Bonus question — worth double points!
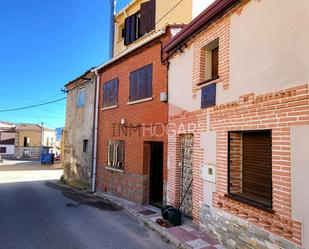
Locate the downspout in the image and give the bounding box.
[91,71,100,193]
[109,0,116,59]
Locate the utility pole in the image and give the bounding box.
[109,0,116,59]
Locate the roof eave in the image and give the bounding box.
[164,0,240,54]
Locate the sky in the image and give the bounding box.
[0,0,131,129]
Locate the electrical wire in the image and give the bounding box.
[0,97,66,112]
[155,0,186,25]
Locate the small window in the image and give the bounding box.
[77,88,85,107]
[103,78,119,108]
[228,130,272,210]
[83,139,88,153]
[129,64,152,102]
[0,147,6,153]
[203,38,219,82]
[23,137,30,147]
[107,140,125,170]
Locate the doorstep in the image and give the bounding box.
[94,191,225,249]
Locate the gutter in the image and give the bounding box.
[91,71,100,193]
[91,30,166,73]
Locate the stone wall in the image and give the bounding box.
[14,146,40,160]
[200,204,300,249]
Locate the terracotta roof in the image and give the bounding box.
[64,68,95,89]
[163,0,239,54]
[16,124,54,132]
[0,138,15,145]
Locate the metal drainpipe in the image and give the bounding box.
[91,71,100,193]
[109,0,116,59]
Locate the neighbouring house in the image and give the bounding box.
[0,122,16,159]
[63,70,96,187]
[92,0,211,205]
[15,123,56,160]
[164,0,309,248]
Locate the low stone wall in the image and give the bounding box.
[199,205,301,249]
[14,147,40,160]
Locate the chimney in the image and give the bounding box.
[109,0,116,59]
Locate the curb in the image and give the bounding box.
[52,182,192,249]
[94,191,192,249]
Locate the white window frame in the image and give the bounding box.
[77,87,86,107]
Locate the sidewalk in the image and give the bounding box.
[94,191,225,249]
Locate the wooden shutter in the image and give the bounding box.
[211,47,219,78]
[140,0,156,35]
[124,17,131,45]
[242,131,272,207]
[130,64,152,101]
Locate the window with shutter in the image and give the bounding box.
[202,38,219,82]
[228,130,272,210]
[103,78,118,108]
[129,64,152,102]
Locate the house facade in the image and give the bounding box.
[93,0,207,205]
[0,122,16,159]
[15,124,56,160]
[63,70,96,187]
[164,0,309,248]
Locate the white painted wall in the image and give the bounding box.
[192,0,216,18]
[0,145,15,155]
[168,46,199,115]
[218,0,309,104]
[291,125,309,249]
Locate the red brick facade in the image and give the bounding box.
[96,32,170,204]
[166,1,309,247]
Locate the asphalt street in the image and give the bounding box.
[0,161,175,249]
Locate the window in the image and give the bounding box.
[228,130,272,210]
[77,88,85,107]
[124,0,155,45]
[129,64,152,102]
[0,147,6,153]
[23,137,30,147]
[83,139,88,153]
[107,140,125,170]
[203,38,219,82]
[103,78,119,108]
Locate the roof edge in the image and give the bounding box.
[92,29,166,73]
[164,0,239,54]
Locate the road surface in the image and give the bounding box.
[0,161,174,249]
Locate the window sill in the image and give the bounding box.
[197,76,220,88]
[127,97,153,106]
[101,105,118,111]
[105,166,124,173]
[224,194,274,213]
